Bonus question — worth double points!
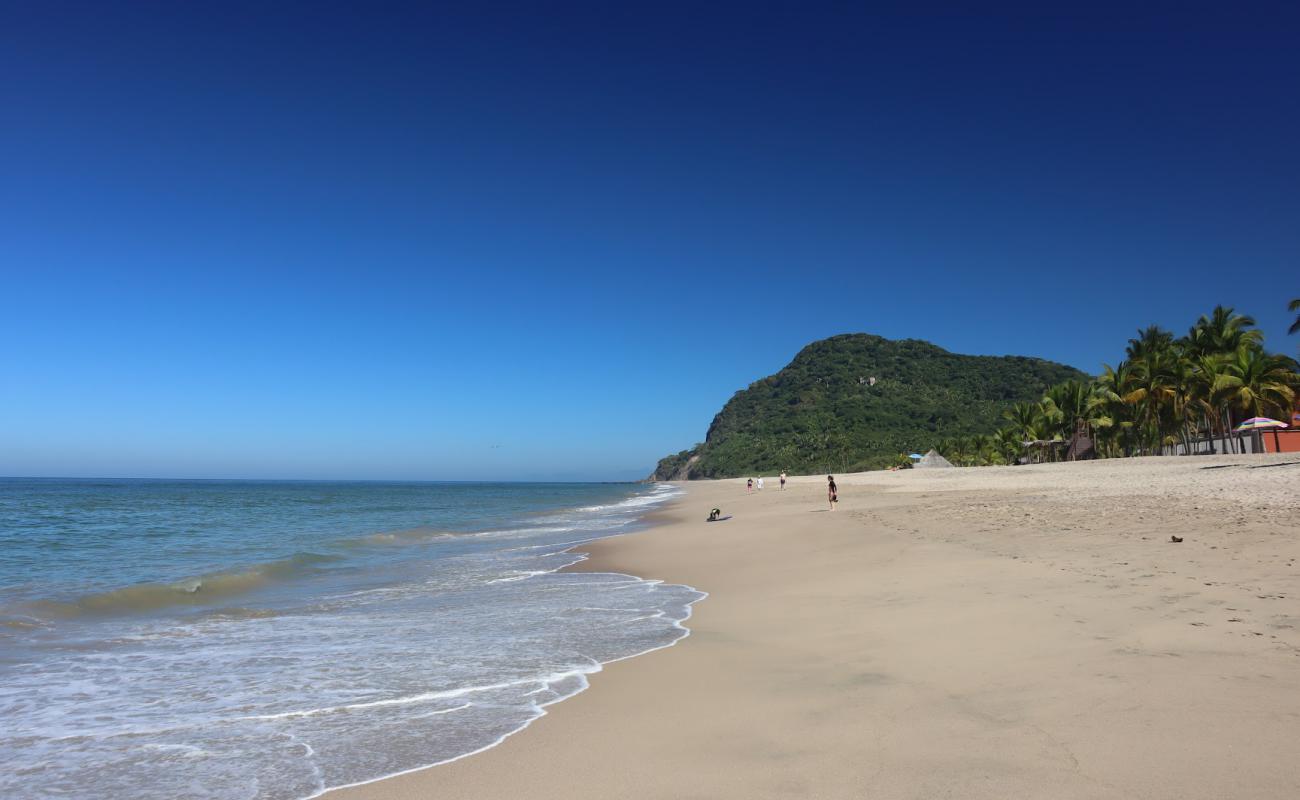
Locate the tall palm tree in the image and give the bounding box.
[994,427,1023,465]
[1184,306,1261,358]
[1186,353,1234,454]
[1094,362,1137,457]
[1289,298,1300,336]
[943,437,968,466]
[1164,352,1201,453]
[1124,343,1179,454]
[1126,325,1175,361]
[1042,381,1095,434]
[1002,402,1041,442]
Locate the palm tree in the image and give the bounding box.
[952,436,975,466]
[1289,298,1299,336]
[1173,306,1271,454]
[1123,344,1179,455]
[1094,363,1137,457]
[1184,306,1261,358]
[1002,402,1041,441]
[994,427,1023,465]
[940,437,964,465]
[1042,381,1094,433]
[1186,353,1233,454]
[1164,352,1200,454]
[1116,326,1187,453]
[1126,325,1175,361]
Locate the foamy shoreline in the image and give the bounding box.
[330,454,1300,800]
[306,490,706,799]
[1,481,701,800]
[310,556,706,800]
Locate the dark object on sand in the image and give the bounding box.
[707,508,721,521]
[1170,535,1184,543]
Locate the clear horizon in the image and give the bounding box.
[3,3,1298,481]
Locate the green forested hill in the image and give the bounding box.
[653,334,1089,479]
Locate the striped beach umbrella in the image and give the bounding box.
[1235,417,1288,431]
[1235,417,1287,457]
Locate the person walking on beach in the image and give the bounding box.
[779,471,787,490]
[756,476,764,491]
[827,475,838,511]
[746,478,753,494]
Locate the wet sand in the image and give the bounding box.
[328,454,1300,799]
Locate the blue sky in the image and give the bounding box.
[2,2,1297,480]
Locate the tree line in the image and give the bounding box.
[932,303,1300,466]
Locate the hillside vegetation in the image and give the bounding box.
[653,334,1088,479]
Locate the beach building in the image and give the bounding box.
[914,449,955,468]
[1261,408,1300,453]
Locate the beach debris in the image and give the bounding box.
[1170,535,1184,543]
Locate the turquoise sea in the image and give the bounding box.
[0,479,699,799]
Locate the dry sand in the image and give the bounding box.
[329,454,1300,799]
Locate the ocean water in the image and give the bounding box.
[0,479,701,799]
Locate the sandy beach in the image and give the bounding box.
[329,454,1300,800]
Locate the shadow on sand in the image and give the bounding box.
[1200,461,1298,470]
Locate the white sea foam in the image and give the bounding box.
[485,570,551,584]
[308,576,706,800]
[0,481,698,800]
[242,671,594,720]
